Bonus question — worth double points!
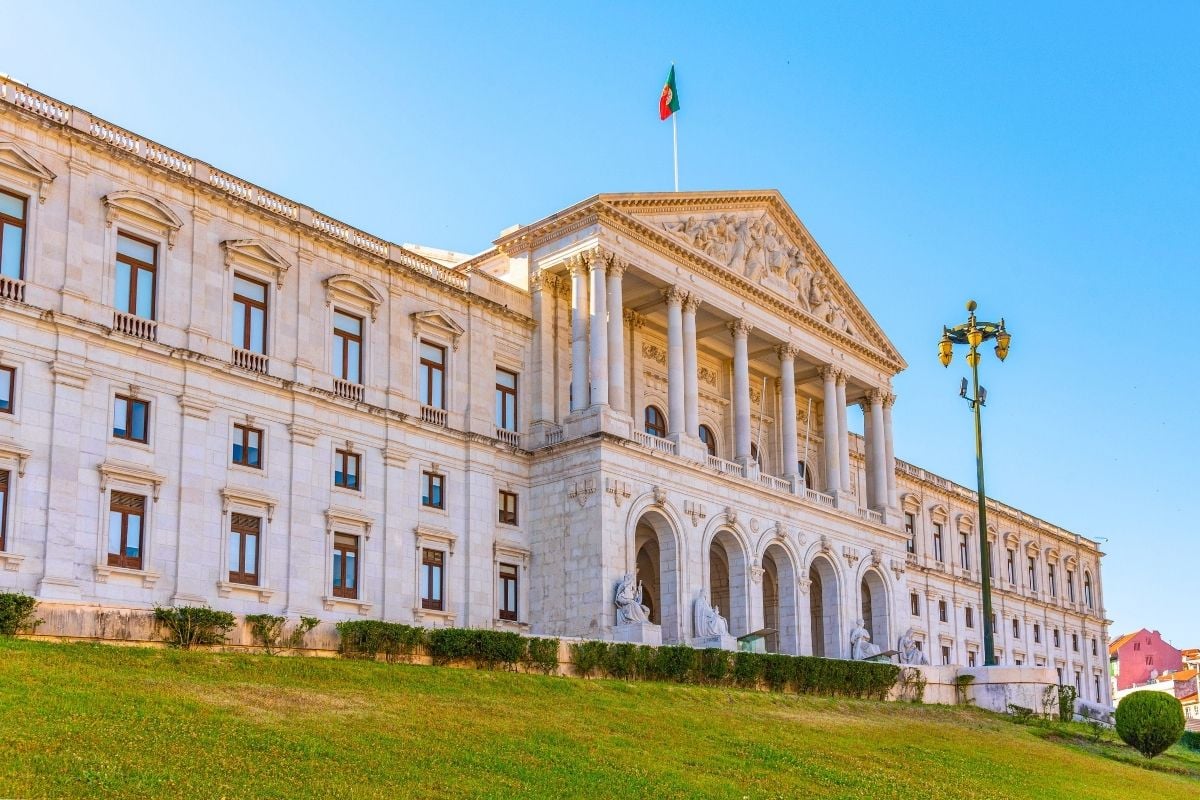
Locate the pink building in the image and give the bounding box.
[1109,628,1183,692]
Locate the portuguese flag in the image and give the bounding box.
[659,65,680,121]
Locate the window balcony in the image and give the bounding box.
[333,378,364,403]
[860,508,884,525]
[231,348,269,375]
[705,454,744,477]
[421,405,447,427]
[759,473,790,493]
[495,427,520,447]
[0,275,25,303]
[805,488,836,508]
[632,429,677,456]
[112,311,157,341]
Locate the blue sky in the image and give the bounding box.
[5,2,1197,647]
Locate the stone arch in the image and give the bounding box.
[701,516,752,639]
[804,546,843,658]
[761,540,800,654]
[626,496,687,643]
[857,564,892,656]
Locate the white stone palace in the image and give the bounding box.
[0,79,1111,705]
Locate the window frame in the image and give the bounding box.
[232,423,264,470]
[421,470,445,510]
[965,605,974,629]
[904,513,916,554]
[331,532,360,599]
[497,490,518,527]
[494,367,518,431]
[107,490,146,570]
[231,273,269,355]
[419,339,447,409]
[958,532,970,570]
[332,308,364,384]
[932,522,945,562]
[114,230,159,320]
[0,469,9,552]
[498,562,519,621]
[334,448,361,491]
[698,424,718,457]
[112,394,151,444]
[938,599,947,623]
[0,188,26,281]
[227,512,262,586]
[420,547,445,611]
[909,592,920,617]
[644,405,667,438]
[0,365,14,415]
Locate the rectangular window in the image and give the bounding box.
[422,471,445,509]
[332,310,363,383]
[959,533,970,569]
[1067,571,1076,602]
[1034,623,1041,644]
[332,533,359,599]
[1072,633,1079,652]
[227,513,261,586]
[941,645,951,666]
[1007,548,1016,584]
[988,543,996,577]
[419,341,446,408]
[232,424,263,469]
[498,490,518,526]
[1053,628,1061,648]
[495,368,518,431]
[904,513,915,554]
[1015,658,1023,666]
[232,274,268,354]
[968,651,977,668]
[938,599,947,623]
[1028,557,1038,590]
[107,491,145,570]
[1013,618,1021,638]
[334,449,360,491]
[1048,564,1057,597]
[0,189,27,280]
[932,523,944,562]
[965,606,974,629]
[1094,675,1101,701]
[991,613,998,634]
[113,395,150,443]
[115,232,157,319]
[910,592,920,616]
[498,562,518,621]
[1091,638,1097,656]
[421,548,444,610]
[0,365,13,414]
[1075,671,1081,692]
[0,470,9,551]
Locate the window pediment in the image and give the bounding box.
[326,506,373,536]
[928,504,948,524]
[411,311,465,350]
[98,460,166,499]
[222,239,291,287]
[0,439,32,476]
[324,274,383,320]
[494,540,530,566]
[956,513,974,534]
[0,140,56,202]
[1003,531,1020,549]
[415,523,457,553]
[220,486,277,521]
[103,191,183,248]
[900,493,920,514]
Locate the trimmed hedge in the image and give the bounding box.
[336,620,426,662]
[1181,731,1200,752]
[153,606,236,649]
[1115,690,1186,759]
[0,593,41,636]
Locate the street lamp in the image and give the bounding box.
[939,300,1011,667]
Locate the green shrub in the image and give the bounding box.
[154,606,236,649]
[426,627,478,666]
[522,637,560,674]
[693,648,731,684]
[569,640,609,678]
[762,654,793,691]
[245,614,319,655]
[0,593,41,636]
[655,645,696,682]
[335,620,425,662]
[733,651,763,687]
[1115,691,1185,759]
[471,630,526,670]
[604,643,639,679]
[1181,731,1200,752]
[633,645,658,680]
[1057,684,1078,721]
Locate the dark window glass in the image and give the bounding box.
[1034,624,1041,643]
[232,274,268,354]
[698,425,717,457]
[0,470,8,551]
[644,406,666,438]
[495,368,517,430]
[938,600,947,622]
[115,232,157,319]
[419,341,446,408]
[332,533,359,598]
[0,189,27,280]
[422,471,444,509]
[959,533,970,569]
[107,491,145,570]
[232,424,263,468]
[228,513,261,585]
[1048,564,1057,597]
[334,449,360,490]
[421,548,444,610]
[904,513,915,553]
[0,366,13,413]
[333,310,363,383]
[1007,548,1016,583]
[1084,573,1094,608]
[113,395,150,443]
[1028,557,1038,590]
[1013,619,1020,637]
[932,523,944,562]
[965,606,974,629]
[910,593,920,616]
[498,562,518,621]
[498,490,518,526]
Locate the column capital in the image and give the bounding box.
[663,285,688,307]
[867,387,886,405]
[835,369,847,387]
[682,293,702,313]
[776,342,801,361]
[727,319,753,338]
[529,270,555,293]
[566,254,588,277]
[607,257,628,278]
[623,308,646,329]
[817,364,839,382]
[884,392,897,408]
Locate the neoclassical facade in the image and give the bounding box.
[0,79,1110,704]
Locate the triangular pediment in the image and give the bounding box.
[0,140,56,202]
[598,191,905,371]
[221,239,292,285]
[411,310,465,349]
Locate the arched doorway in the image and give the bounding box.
[762,543,799,654]
[633,509,681,642]
[859,568,890,653]
[808,554,841,658]
[708,529,749,637]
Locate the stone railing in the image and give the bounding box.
[495,427,520,447]
[112,311,156,341]
[0,75,470,293]
[333,378,364,403]
[759,473,790,493]
[632,430,677,455]
[421,405,448,427]
[544,425,564,446]
[805,488,836,508]
[0,275,25,303]
[706,454,744,477]
[231,348,269,375]
[860,508,884,525]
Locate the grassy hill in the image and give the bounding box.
[0,639,1196,799]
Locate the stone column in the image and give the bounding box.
[730,320,754,465]
[529,271,556,425]
[836,372,851,491]
[778,345,799,482]
[569,257,588,413]
[38,362,90,599]
[665,287,686,437]
[861,401,875,508]
[606,259,627,413]
[682,294,701,437]
[819,366,841,495]
[172,393,215,605]
[868,390,888,511]
[626,310,645,421]
[883,393,898,509]
[588,252,609,408]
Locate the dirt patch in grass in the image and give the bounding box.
[182,681,372,719]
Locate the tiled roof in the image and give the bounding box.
[1108,631,1138,655]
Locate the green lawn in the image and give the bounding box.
[0,639,1196,799]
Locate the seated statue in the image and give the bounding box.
[898,627,929,665]
[694,589,730,638]
[614,573,650,626]
[850,618,883,660]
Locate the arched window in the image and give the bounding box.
[798,460,814,489]
[1083,572,1094,609]
[644,406,667,438]
[750,442,762,468]
[698,425,717,457]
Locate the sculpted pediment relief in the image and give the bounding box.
[0,140,56,202]
[657,211,855,337]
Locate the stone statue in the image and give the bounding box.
[898,627,929,665]
[614,573,650,625]
[850,618,882,660]
[694,589,730,638]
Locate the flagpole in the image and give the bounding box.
[672,113,679,192]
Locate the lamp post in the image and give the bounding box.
[939,300,1011,667]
